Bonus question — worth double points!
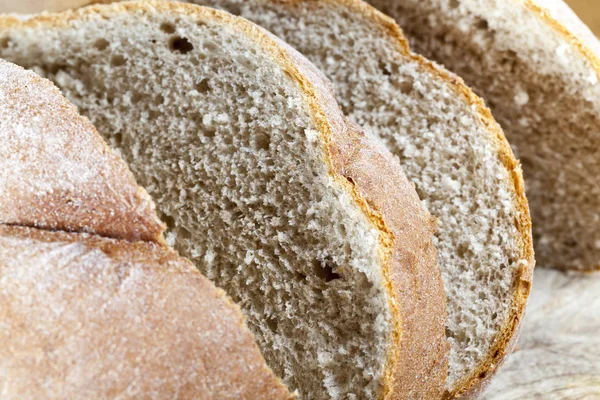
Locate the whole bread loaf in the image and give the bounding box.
[0,2,449,398]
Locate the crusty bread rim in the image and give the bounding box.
[261,0,534,397]
[0,1,429,397]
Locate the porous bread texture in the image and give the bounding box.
[0,225,293,400]
[0,3,419,398]
[369,0,600,271]
[187,0,533,395]
[0,59,164,242]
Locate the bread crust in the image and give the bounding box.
[0,2,448,397]
[0,225,293,399]
[0,59,165,243]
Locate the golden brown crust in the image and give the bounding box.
[332,2,535,399]
[0,225,293,399]
[0,59,165,243]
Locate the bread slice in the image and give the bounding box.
[368,0,600,271]
[0,225,293,399]
[0,2,448,398]
[166,0,534,397]
[0,59,164,242]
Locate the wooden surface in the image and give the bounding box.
[0,0,599,399]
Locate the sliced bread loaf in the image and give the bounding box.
[0,225,293,399]
[0,58,164,242]
[174,0,533,397]
[0,2,448,398]
[369,0,600,271]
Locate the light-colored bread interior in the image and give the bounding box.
[0,225,292,400]
[370,0,600,271]
[187,0,533,392]
[0,3,410,398]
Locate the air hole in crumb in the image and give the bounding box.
[345,176,355,185]
[0,36,10,49]
[170,36,194,54]
[449,0,459,9]
[179,227,192,240]
[203,127,216,138]
[475,18,489,30]
[110,54,126,67]
[491,312,498,320]
[255,134,270,151]
[148,110,159,120]
[163,215,176,230]
[94,38,110,51]
[266,317,278,332]
[131,92,142,103]
[313,260,341,282]
[195,78,210,93]
[457,243,469,258]
[445,327,455,338]
[160,22,176,34]
[114,131,123,145]
[398,79,414,94]
[295,271,307,281]
[478,292,486,300]
[378,60,392,76]
[154,94,165,106]
[564,239,577,248]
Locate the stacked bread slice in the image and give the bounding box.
[370,0,600,271]
[0,2,453,399]
[0,59,292,399]
[151,0,533,397]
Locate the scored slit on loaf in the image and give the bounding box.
[368,0,600,271]
[0,2,449,398]
[177,0,535,398]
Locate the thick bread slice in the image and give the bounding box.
[175,0,533,397]
[168,0,533,397]
[0,2,448,398]
[368,0,600,271]
[0,59,165,242]
[0,225,292,400]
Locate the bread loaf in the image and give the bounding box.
[0,2,448,398]
[369,0,600,271]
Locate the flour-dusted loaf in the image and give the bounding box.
[165,0,534,398]
[369,0,600,271]
[0,2,449,398]
[0,225,293,400]
[0,59,164,242]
